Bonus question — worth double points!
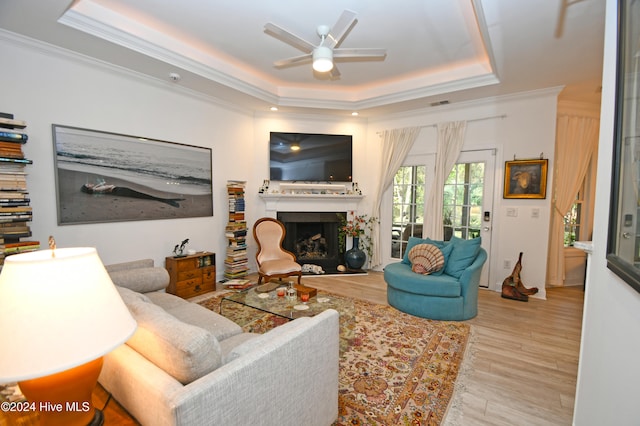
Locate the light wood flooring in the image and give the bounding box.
[302,271,584,426]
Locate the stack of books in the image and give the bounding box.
[222,278,253,290]
[0,113,35,269]
[225,181,248,279]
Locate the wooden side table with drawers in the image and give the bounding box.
[165,252,216,299]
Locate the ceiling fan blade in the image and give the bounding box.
[264,22,315,53]
[333,48,387,59]
[326,10,357,48]
[330,65,341,79]
[274,53,312,68]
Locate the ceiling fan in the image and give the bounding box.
[264,10,387,78]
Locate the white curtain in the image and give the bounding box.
[425,121,467,240]
[546,115,599,286]
[370,127,421,268]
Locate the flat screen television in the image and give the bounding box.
[269,132,352,182]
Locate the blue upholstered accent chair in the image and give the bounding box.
[384,236,487,321]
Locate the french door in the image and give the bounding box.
[389,149,494,287]
[445,150,495,287]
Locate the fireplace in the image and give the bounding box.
[277,211,345,273]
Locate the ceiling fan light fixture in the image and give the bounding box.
[290,142,301,151]
[313,46,334,72]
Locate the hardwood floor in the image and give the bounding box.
[302,271,584,426]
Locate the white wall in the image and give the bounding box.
[1,29,561,297]
[573,0,640,423]
[366,92,558,298]
[0,32,254,271]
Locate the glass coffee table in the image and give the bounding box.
[220,287,355,353]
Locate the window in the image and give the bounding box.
[391,165,425,259]
[443,162,484,240]
[564,191,583,246]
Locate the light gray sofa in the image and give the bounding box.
[99,259,339,426]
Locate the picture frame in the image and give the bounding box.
[503,159,548,199]
[606,0,640,294]
[52,125,213,225]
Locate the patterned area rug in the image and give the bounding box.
[199,292,471,426]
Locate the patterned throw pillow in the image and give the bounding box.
[408,244,445,275]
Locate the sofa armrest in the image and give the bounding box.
[105,259,155,272]
[100,344,185,426]
[173,309,339,426]
[458,248,487,298]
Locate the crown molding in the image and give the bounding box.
[57,0,500,112]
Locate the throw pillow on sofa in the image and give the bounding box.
[125,298,223,385]
[402,236,445,264]
[408,244,445,275]
[444,236,482,278]
[402,236,453,276]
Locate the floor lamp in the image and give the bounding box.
[0,247,137,425]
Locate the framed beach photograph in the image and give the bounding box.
[52,125,213,225]
[503,159,548,199]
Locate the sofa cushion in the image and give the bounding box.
[125,298,223,385]
[163,301,243,342]
[408,244,445,275]
[384,262,461,297]
[109,267,169,293]
[222,317,312,364]
[144,291,242,341]
[444,236,482,278]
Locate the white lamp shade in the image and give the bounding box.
[0,247,137,382]
[313,46,334,72]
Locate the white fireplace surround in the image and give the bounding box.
[259,193,363,216]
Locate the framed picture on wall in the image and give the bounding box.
[503,159,548,199]
[52,125,213,225]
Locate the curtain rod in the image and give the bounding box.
[377,114,507,135]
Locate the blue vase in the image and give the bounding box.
[345,236,366,270]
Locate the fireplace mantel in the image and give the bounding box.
[259,193,364,214]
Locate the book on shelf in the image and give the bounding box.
[3,241,40,254]
[0,206,31,213]
[0,215,32,223]
[4,240,39,248]
[222,278,251,286]
[226,248,247,256]
[225,229,247,238]
[0,130,27,142]
[0,191,28,199]
[225,257,248,263]
[222,278,252,289]
[0,116,26,129]
[0,200,30,207]
[224,272,249,279]
[0,157,31,164]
